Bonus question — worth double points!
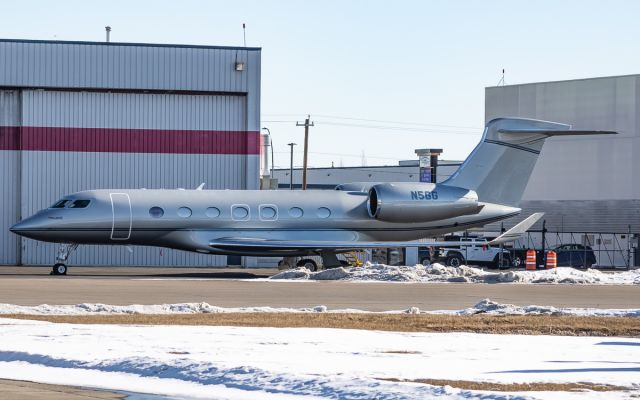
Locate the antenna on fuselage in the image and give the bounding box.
[195,183,205,190]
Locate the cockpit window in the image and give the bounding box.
[69,200,91,209]
[51,200,70,209]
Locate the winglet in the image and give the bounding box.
[488,212,544,245]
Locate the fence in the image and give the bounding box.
[499,229,636,269]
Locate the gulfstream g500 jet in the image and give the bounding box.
[11,118,615,275]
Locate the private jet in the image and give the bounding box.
[10,117,615,275]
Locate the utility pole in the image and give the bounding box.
[296,115,314,190]
[287,143,296,190]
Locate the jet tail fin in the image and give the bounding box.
[488,212,544,245]
[444,118,617,207]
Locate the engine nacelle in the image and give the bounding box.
[367,182,479,223]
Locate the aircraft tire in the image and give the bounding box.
[52,263,67,276]
[494,254,511,269]
[297,259,318,272]
[512,255,523,268]
[446,254,464,268]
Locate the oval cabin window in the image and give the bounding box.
[149,207,164,218]
[177,207,192,218]
[288,207,303,218]
[317,207,331,219]
[232,205,249,220]
[205,207,221,218]
[260,206,277,220]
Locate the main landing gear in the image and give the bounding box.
[51,243,78,275]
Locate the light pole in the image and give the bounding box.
[261,127,274,177]
[287,143,296,190]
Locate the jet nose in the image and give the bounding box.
[10,219,36,236]
[10,220,28,234]
[9,215,47,239]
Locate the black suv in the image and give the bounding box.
[554,244,597,268]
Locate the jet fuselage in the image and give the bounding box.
[11,187,519,256]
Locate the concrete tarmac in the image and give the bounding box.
[0,379,123,400]
[1,266,639,310]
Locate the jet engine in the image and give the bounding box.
[367,182,480,223]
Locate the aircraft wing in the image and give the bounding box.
[209,237,430,251]
[209,214,543,252]
[209,213,544,251]
[487,212,544,245]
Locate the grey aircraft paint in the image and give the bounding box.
[10,118,616,273]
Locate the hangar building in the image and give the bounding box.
[485,75,639,234]
[0,38,261,267]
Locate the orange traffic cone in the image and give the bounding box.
[546,250,557,269]
[525,249,537,270]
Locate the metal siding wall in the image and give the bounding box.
[485,200,640,233]
[22,91,247,130]
[0,91,20,264]
[0,41,259,94]
[21,90,249,266]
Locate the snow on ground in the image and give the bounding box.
[0,302,331,315]
[270,263,640,285]
[1,298,639,317]
[0,318,638,400]
[444,299,640,317]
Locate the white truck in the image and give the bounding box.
[422,237,512,268]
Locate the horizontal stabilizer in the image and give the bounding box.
[445,118,618,207]
[498,128,618,136]
[488,212,544,245]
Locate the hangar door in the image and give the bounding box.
[0,91,20,265]
[19,89,252,267]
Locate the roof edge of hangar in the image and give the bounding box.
[0,38,261,52]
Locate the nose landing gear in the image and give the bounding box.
[51,243,78,276]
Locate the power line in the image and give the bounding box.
[313,114,481,130]
[315,121,478,135]
[273,150,403,161]
[262,120,479,135]
[262,113,481,130]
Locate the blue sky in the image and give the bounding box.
[3,0,640,168]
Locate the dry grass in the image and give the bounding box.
[3,313,640,336]
[378,378,630,392]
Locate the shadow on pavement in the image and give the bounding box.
[0,267,275,279]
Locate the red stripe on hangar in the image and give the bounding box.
[1,126,260,154]
[0,126,20,151]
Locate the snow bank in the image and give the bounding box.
[1,299,639,318]
[445,299,640,317]
[0,302,334,316]
[0,319,638,399]
[270,263,640,285]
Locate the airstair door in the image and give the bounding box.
[110,193,132,240]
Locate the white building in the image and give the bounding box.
[272,159,462,189]
[0,39,261,267]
